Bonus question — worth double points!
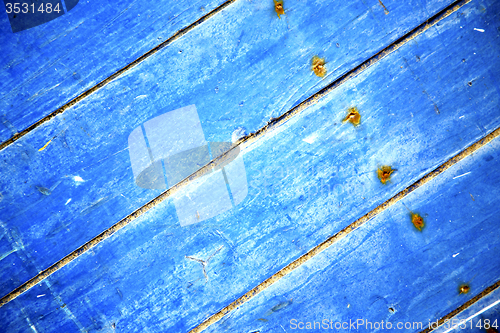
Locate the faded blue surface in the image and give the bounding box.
[434,287,500,333]
[0,0,499,331]
[204,136,500,333]
[0,0,494,297]
[3,0,68,33]
[0,0,227,141]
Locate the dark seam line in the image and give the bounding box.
[420,280,500,333]
[189,126,500,333]
[0,0,475,314]
[0,0,238,152]
[239,0,471,144]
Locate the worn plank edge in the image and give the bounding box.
[0,0,475,310]
[238,0,473,150]
[420,280,500,333]
[0,0,239,152]
[189,126,500,333]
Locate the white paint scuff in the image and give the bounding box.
[73,176,84,182]
[303,133,319,144]
[453,172,471,179]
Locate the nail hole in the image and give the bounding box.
[459,284,470,294]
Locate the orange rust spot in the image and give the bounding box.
[312,56,327,78]
[459,284,470,294]
[343,107,361,126]
[377,166,394,184]
[274,0,285,18]
[411,213,424,231]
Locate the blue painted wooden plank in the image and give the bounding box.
[0,0,228,142]
[1,1,499,331]
[201,137,500,333]
[433,287,500,333]
[0,0,469,297]
[0,282,90,333]
[0,0,460,142]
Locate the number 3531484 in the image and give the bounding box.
[3,0,79,32]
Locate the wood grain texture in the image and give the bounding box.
[201,136,500,333]
[0,0,228,142]
[0,0,498,331]
[432,286,500,333]
[0,0,467,297]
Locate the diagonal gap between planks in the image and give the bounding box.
[0,0,239,152]
[0,0,474,307]
[189,127,500,333]
[0,0,474,309]
[421,280,500,333]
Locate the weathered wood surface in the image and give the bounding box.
[0,0,469,296]
[203,136,500,333]
[0,0,499,331]
[0,0,228,142]
[433,287,500,333]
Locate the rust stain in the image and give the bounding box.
[274,0,285,18]
[411,213,425,231]
[312,56,327,77]
[343,107,361,126]
[377,166,395,184]
[459,284,470,294]
[378,0,389,14]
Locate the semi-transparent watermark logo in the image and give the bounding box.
[128,105,248,227]
[3,0,79,33]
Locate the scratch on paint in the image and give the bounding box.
[265,299,293,316]
[186,246,224,282]
[38,138,53,151]
[0,248,17,261]
[378,0,389,14]
[38,127,69,152]
[80,197,111,216]
[35,186,51,196]
[453,171,471,179]
[23,313,38,333]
